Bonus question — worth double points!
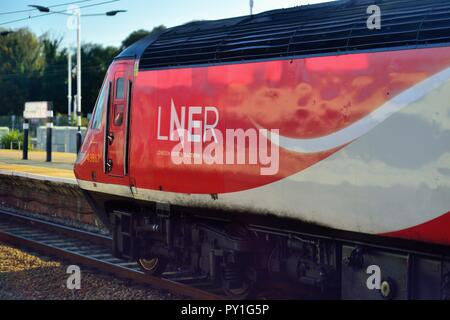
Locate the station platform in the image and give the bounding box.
[0,149,98,228]
[0,149,76,181]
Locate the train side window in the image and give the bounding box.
[116,78,124,99]
[114,104,124,126]
[91,81,108,129]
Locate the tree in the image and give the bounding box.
[0,29,118,116]
[0,28,45,115]
[38,35,68,115]
[121,25,167,50]
[0,25,168,117]
[81,44,119,115]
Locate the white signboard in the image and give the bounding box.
[23,102,49,119]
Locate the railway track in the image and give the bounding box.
[0,208,224,300]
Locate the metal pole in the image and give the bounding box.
[68,48,72,126]
[76,11,82,153]
[22,119,29,160]
[46,103,53,162]
[250,0,254,15]
[73,95,77,126]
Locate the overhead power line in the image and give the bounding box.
[0,0,119,26]
[0,0,96,16]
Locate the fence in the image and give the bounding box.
[36,126,87,153]
[0,115,77,130]
[0,116,23,131]
[0,113,91,152]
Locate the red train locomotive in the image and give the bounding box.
[74,0,450,299]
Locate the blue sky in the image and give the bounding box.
[0,0,331,48]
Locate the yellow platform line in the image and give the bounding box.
[0,163,75,179]
[0,150,76,164]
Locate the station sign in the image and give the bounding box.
[23,101,52,119]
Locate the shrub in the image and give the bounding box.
[0,130,24,150]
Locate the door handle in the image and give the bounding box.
[106,159,113,172]
[107,132,114,145]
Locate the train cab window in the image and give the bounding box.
[91,81,108,129]
[116,78,124,99]
[114,104,124,126]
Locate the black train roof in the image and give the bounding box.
[115,0,450,70]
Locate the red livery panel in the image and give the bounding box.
[76,46,450,245]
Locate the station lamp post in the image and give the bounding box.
[29,5,126,153]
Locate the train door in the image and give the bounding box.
[105,65,132,177]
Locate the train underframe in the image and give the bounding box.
[84,190,450,299]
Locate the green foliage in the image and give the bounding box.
[121,29,151,49]
[0,28,45,116]
[66,116,89,127]
[39,35,68,116]
[0,26,165,118]
[121,25,167,49]
[81,44,120,115]
[0,130,24,150]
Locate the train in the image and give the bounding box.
[74,0,450,299]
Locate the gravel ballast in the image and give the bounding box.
[0,242,181,300]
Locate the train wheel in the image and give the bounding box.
[222,266,253,299]
[137,256,167,276]
[223,279,252,299]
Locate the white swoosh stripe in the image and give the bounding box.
[256,66,450,153]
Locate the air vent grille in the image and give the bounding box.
[139,0,450,70]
